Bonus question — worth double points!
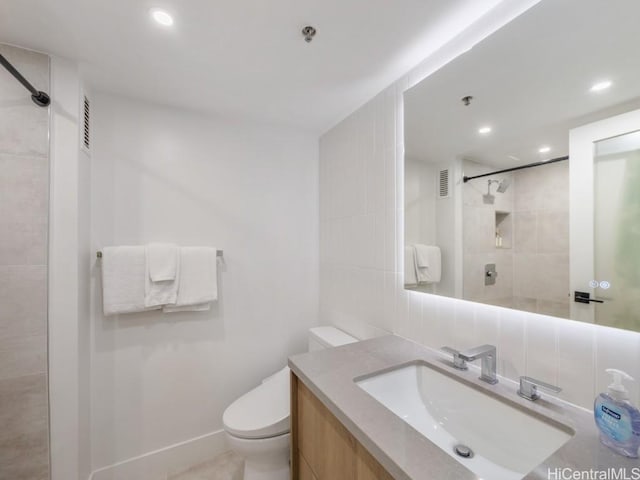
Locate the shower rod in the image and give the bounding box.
[0,52,50,107]
[462,155,569,183]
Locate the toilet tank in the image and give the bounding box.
[308,326,358,352]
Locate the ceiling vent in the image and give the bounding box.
[81,95,90,153]
[439,168,450,198]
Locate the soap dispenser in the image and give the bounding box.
[594,369,640,457]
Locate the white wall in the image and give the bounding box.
[89,93,319,471]
[319,1,640,410]
[49,55,92,480]
[404,158,436,246]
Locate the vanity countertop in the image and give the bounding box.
[288,334,638,480]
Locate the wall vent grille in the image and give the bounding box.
[82,95,90,152]
[439,169,450,198]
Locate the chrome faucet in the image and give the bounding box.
[518,376,562,401]
[440,346,468,370]
[450,344,498,385]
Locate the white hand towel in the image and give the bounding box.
[413,244,442,284]
[162,247,217,313]
[404,245,418,286]
[102,246,161,316]
[147,243,179,281]
[144,248,180,308]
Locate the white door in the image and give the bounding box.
[570,108,640,330]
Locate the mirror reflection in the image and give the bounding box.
[593,132,640,329]
[403,0,640,331]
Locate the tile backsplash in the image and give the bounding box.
[319,77,640,410]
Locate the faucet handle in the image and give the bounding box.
[518,376,561,401]
[441,346,468,371]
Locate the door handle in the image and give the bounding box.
[574,291,604,304]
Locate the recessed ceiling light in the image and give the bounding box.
[590,80,612,92]
[151,9,174,26]
[478,126,492,135]
[538,146,551,154]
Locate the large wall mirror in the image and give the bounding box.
[403,0,640,332]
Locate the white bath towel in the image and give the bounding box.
[147,243,179,281]
[413,244,441,283]
[163,247,218,312]
[102,246,161,316]
[404,245,418,286]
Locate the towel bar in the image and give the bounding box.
[96,249,223,258]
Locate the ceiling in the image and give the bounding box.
[404,0,640,168]
[0,0,506,134]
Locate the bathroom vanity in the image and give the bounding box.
[289,335,638,480]
[290,373,393,480]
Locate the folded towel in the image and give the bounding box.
[147,243,179,281]
[145,243,180,308]
[162,247,218,313]
[144,248,180,308]
[413,244,442,284]
[102,246,161,316]
[404,245,418,286]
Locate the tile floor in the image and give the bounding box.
[169,451,244,480]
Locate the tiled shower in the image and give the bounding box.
[0,43,50,479]
[462,160,570,317]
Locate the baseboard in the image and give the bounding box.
[90,429,228,480]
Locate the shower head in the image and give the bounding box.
[488,178,510,194]
[496,178,510,193]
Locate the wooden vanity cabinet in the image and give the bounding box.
[290,372,394,480]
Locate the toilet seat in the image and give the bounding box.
[223,366,291,439]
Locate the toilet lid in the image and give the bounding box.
[223,366,291,439]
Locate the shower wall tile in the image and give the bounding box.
[0,154,49,224]
[537,299,570,319]
[0,373,49,480]
[0,221,48,265]
[511,165,570,315]
[0,43,49,480]
[463,206,494,253]
[0,265,47,341]
[513,167,544,212]
[0,334,47,380]
[538,210,569,254]
[536,254,569,302]
[0,106,49,157]
[513,211,537,253]
[540,162,570,212]
[513,254,538,298]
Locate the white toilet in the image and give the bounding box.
[222,326,358,480]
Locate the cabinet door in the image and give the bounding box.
[293,374,394,480]
[356,444,394,480]
[297,379,356,479]
[298,452,318,480]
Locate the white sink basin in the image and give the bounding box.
[356,362,573,480]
